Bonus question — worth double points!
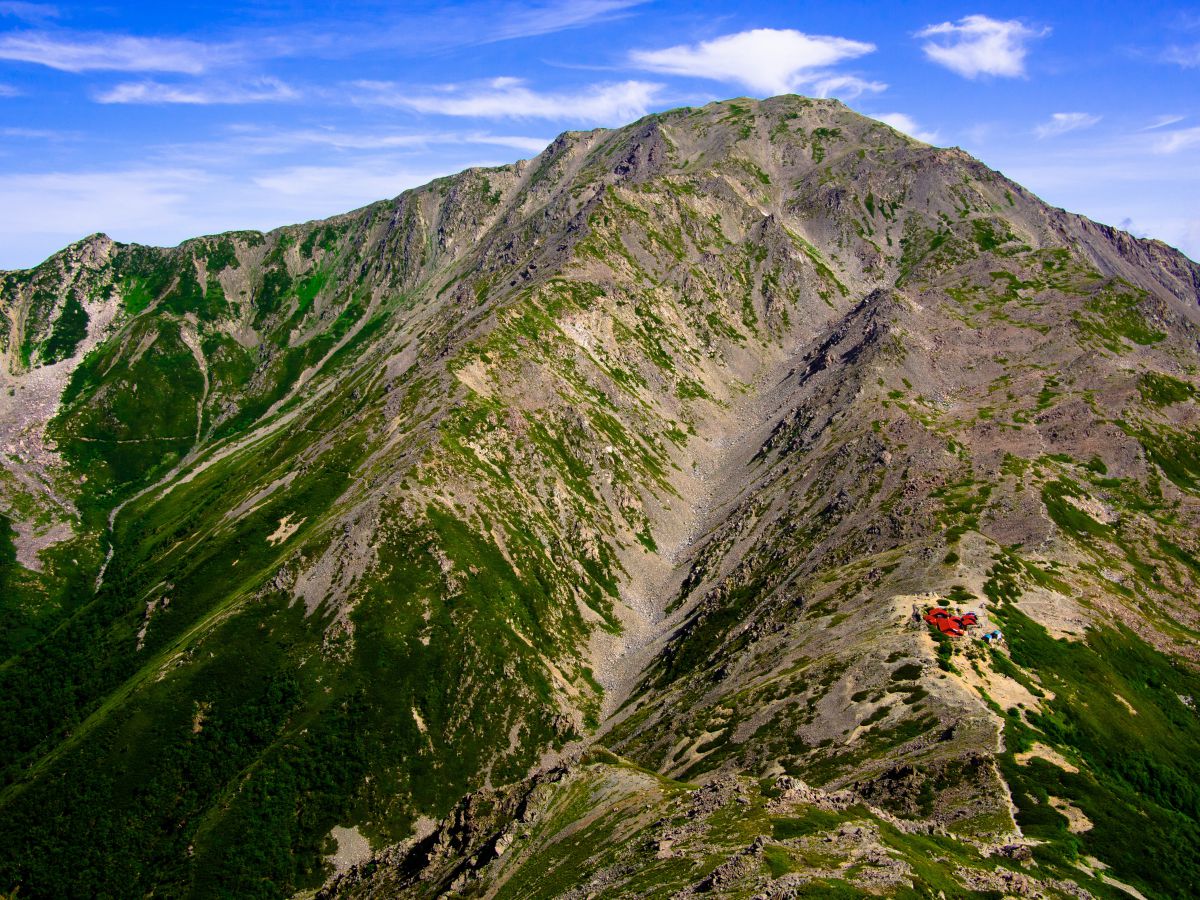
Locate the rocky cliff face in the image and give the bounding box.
[1,95,1199,899]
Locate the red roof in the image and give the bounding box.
[924,606,974,637]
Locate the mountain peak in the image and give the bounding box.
[1,96,1199,899]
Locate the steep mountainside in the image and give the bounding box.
[1,95,1199,899]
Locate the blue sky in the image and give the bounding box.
[0,1,1197,268]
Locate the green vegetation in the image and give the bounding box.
[2,216,612,895]
[971,218,1015,253]
[993,602,1200,897]
[809,126,842,164]
[1139,371,1195,407]
[935,478,991,543]
[1135,425,1200,493]
[930,625,957,673]
[772,806,845,839]
[898,221,959,284]
[0,458,581,898]
[39,294,88,363]
[53,318,206,511]
[1040,479,1109,542]
[720,102,756,139]
[1074,284,1165,351]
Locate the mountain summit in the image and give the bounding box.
[2,95,1199,898]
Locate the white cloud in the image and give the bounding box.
[917,15,1046,79]
[95,78,298,105]
[325,0,647,53]
[357,77,662,124]
[345,0,648,50]
[0,83,19,97]
[0,32,237,73]
[1153,126,1200,154]
[873,112,939,144]
[1035,112,1100,139]
[629,28,879,97]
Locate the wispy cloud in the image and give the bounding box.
[95,78,298,105]
[0,158,482,267]
[1162,43,1200,68]
[250,162,449,200]
[917,15,1046,79]
[0,167,209,237]
[873,112,939,144]
[1153,126,1200,154]
[0,82,20,97]
[481,0,645,44]
[289,0,647,56]
[472,133,551,153]
[1035,112,1100,139]
[0,32,239,73]
[181,126,551,158]
[0,2,58,22]
[629,28,882,97]
[317,0,646,54]
[1,126,73,139]
[356,77,661,124]
[1142,114,1186,131]
[801,73,885,99]
[0,1,648,80]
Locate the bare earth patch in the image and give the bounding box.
[1015,743,1079,773]
[1049,796,1092,833]
[959,654,1044,714]
[326,825,371,874]
[267,514,305,546]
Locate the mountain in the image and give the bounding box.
[1,94,1199,899]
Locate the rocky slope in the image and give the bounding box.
[1,95,1199,899]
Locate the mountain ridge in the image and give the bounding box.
[1,94,1199,898]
